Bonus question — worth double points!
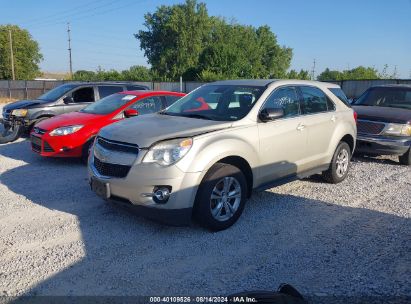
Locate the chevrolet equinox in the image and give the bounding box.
[89,80,357,231]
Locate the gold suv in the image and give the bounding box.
[89,80,357,231]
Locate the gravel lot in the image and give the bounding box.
[0,129,410,301]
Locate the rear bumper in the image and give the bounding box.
[356,134,411,155]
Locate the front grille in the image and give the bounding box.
[357,120,386,135]
[43,141,54,152]
[33,127,47,135]
[97,137,139,154]
[94,156,131,178]
[30,135,42,153]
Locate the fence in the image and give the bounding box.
[1,79,411,100]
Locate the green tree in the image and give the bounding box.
[344,66,379,80]
[121,65,152,81]
[136,0,211,80]
[135,0,292,80]
[73,70,96,81]
[317,68,344,81]
[286,69,310,80]
[0,24,43,80]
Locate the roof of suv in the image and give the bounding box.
[371,84,411,89]
[208,79,340,88]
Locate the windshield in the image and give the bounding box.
[164,85,265,121]
[80,93,137,114]
[354,87,411,109]
[38,84,78,101]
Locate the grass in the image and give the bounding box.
[0,97,18,104]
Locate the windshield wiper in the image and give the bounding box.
[180,113,213,120]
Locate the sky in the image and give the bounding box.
[2,0,411,78]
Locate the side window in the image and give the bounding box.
[127,85,148,91]
[98,86,123,98]
[262,86,300,118]
[71,87,95,103]
[300,86,330,114]
[164,95,181,107]
[130,96,163,115]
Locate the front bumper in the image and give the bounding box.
[356,134,411,155]
[88,152,202,226]
[30,132,84,157]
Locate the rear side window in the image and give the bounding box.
[98,86,123,98]
[165,95,181,107]
[262,86,300,118]
[300,86,333,114]
[127,85,149,91]
[329,88,351,107]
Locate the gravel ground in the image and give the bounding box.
[0,134,410,301]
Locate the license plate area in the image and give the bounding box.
[91,177,110,199]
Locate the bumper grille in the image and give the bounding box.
[357,120,386,135]
[97,137,139,154]
[93,157,131,178]
[30,135,54,153]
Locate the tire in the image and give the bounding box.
[322,141,351,184]
[0,123,23,144]
[194,163,247,231]
[81,137,95,164]
[399,148,411,166]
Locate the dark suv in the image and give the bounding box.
[0,82,149,143]
[352,84,411,165]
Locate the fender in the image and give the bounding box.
[326,114,356,163]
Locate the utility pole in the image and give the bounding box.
[311,59,316,80]
[67,23,73,79]
[8,29,15,80]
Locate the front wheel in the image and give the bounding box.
[194,163,247,231]
[322,141,351,183]
[0,123,23,144]
[399,148,411,166]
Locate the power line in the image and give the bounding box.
[8,29,15,80]
[67,23,73,79]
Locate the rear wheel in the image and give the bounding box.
[322,141,351,183]
[194,163,247,231]
[0,123,23,144]
[399,148,411,166]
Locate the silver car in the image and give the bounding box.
[89,80,357,231]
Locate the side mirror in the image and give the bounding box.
[124,109,139,118]
[259,108,284,122]
[63,96,74,104]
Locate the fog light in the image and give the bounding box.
[153,186,171,204]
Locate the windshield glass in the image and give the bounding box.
[354,87,411,109]
[80,93,137,114]
[38,84,78,101]
[164,85,265,121]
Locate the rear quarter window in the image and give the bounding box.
[329,88,351,107]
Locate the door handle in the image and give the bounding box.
[296,124,305,131]
[331,115,337,122]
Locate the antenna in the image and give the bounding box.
[67,22,73,79]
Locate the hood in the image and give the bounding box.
[99,113,233,148]
[353,105,411,124]
[4,99,52,111]
[36,112,103,131]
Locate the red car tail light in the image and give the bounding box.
[353,111,358,123]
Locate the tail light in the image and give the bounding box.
[353,111,358,123]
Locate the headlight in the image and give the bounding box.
[49,125,84,136]
[382,123,411,136]
[143,138,193,166]
[12,109,28,117]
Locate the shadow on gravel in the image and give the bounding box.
[1,141,410,300]
[352,154,401,166]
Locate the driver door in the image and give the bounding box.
[257,86,307,184]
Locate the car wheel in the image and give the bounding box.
[399,148,411,166]
[81,137,95,164]
[322,141,351,184]
[0,123,23,144]
[194,163,247,231]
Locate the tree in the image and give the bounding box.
[121,65,152,81]
[73,70,96,81]
[136,0,211,80]
[317,66,380,81]
[286,69,310,80]
[135,0,292,80]
[0,24,43,80]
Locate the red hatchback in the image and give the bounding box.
[30,91,185,161]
